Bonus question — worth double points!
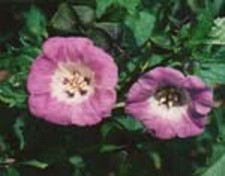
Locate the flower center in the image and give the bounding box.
[154,86,187,108]
[51,62,94,104]
[63,71,90,98]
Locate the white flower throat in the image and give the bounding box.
[51,62,94,104]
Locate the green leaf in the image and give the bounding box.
[50,3,78,33]
[100,144,124,153]
[96,0,140,18]
[115,116,144,132]
[21,160,48,169]
[69,155,84,168]
[206,17,225,45]
[73,5,95,25]
[96,0,114,18]
[23,6,47,42]
[189,8,213,46]
[94,22,122,41]
[199,153,225,176]
[13,117,25,150]
[2,167,20,176]
[100,122,115,138]
[125,11,155,46]
[117,0,139,15]
[196,63,225,85]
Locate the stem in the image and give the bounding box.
[114,102,125,109]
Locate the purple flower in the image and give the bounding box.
[27,37,118,126]
[125,67,213,139]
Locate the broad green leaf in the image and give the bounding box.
[200,153,225,176]
[23,6,47,42]
[206,18,225,45]
[196,63,225,85]
[100,122,114,138]
[94,22,122,40]
[117,0,139,15]
[73,5,95,25]
[96,0,140,18]
[115,116,144,132]
[125,11,155,46]
[189,8,213,46]
[50,3,78,33]
[96,0,114,18]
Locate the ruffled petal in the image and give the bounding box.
[126,99,176,139]
[70,101,102,126]
[81,45,118,89]
[172,107,205,138]
[144,67,186,87]
[89,88,116,118]
[27,56,56,94]
[43,37,93,64]
[29,94,72,125]
[185,76,213,115]
[126,76,157,104]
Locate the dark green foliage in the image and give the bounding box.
[0,0,225,175]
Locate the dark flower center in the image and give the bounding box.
[154,86,187,108]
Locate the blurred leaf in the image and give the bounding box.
[69,155,84,168]
[150,152,161,170]
[23,6,47,42]
[13,117,25,150]
[73,5,95,25]
[96,0,139,18]
[100,144,124,153]
[100,122,114,138]
[50,3,78,33]
[94,22,122,41]
[189,8,213,46]
[22,160,48,169]
[2,167,20,176]
[206,18,225,45]
[96,0,114,18]
[196,63,225,85]
[125,11,155,46]
[115,116,144,132]
[199,153,225,176]
[117,0,139,15]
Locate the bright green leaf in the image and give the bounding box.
[125,11,155,46]
[196,63,225,85]
[206,18,225,45]
[96,0,114,18]
[200,153,225,176]
[23,6,47,42]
